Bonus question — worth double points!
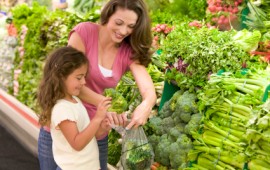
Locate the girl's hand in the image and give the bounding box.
[96,118,111,139]
[125,101,151,130]
[95,97,111,121]
[100,118,112,132]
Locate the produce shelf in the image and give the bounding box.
[0,88,39,157]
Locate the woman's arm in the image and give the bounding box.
[68,32,105,106]
[125,62,157,129]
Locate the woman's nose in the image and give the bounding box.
[119,26,128,35]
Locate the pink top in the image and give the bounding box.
[69,22,133,120]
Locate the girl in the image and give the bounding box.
[37,46,111,170]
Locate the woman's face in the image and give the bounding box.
[106,7,138,43]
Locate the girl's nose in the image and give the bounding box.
[81,77,86,85]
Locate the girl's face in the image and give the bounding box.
[64,64,88,99]
[106,7,138,43]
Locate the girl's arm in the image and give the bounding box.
[125,62,157,129]
[58,98,111,151]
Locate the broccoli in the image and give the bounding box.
[104,88,128,114]
[169,123,185,141]
[155,134,172,166]
[148,116,164,135]
[148,116,175,136]
[169,142,189,169]
[180,112,192,123]
[172,91,198,123]
[148,134,160,153]
[172,113,184,124]
[159,100,173,118]
[122,140,154,170]
[175,91,197,113]
[176,134,193,152]
[161,117,175,133]
[184,113,203,135]
[169,89,184,112]
[145,90,198,169]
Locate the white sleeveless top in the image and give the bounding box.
[98,64,113,77]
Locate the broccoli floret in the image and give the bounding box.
[180,112,192,123]
[155,134,171,166]
[104,88,128,114]
[184,113,203,135]
[169,90,184,112]
[148,134,160,152]
[176,134,193,152]
[159,100,173,118]
[169,142,188,169]
[171,91,198,123]
[161,117,175,134]
[148,116,164,135]
[175,91,197,114]
[169,123,185,141]
[172,111,191,123]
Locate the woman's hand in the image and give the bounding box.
[125,101,152,130]
[128,62,157,130]
[106,112,127,127]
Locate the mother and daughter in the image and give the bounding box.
[37,0,156,169]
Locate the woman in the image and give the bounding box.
[38,0,156,169]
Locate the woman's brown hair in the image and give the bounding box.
[37,46,88,126]
[100,0,153,66]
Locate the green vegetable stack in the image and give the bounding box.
[104,88,128,114]
[147,90,202,169]
[188,68,270,170]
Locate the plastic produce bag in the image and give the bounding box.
[120,126,154,170]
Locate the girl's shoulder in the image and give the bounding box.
[72,96,82,103]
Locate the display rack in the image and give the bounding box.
[0,88,39,156]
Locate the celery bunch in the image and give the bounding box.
[189,68,270,170]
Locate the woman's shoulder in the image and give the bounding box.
[74,22,99,31]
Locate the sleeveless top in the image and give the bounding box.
[69,22,133,120]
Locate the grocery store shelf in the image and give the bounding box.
[0,88,39,157]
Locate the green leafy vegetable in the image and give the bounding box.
[104,88,128,114]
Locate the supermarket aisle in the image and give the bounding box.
[0,124,39,170]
